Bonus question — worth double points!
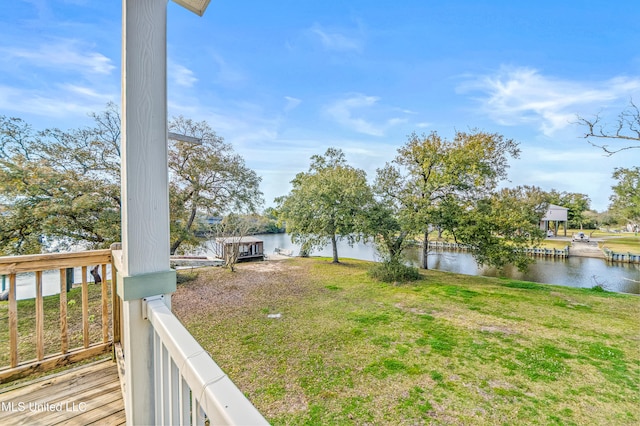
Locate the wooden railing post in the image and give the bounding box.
[35,271,44,361]
[59,269,68,354]
[101,264,109,344]
[82,266,89,349]
[110,245,122,345]
[8,274,17,368]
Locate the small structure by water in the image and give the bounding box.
[214,236,265,262]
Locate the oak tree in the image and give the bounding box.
[609,166,640,229]
[275,148,372,263]
[168,116,262,254]
[0,106,121,254]
[0,106,262,256]
[376,130,541,270]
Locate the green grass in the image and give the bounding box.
[540,231,639,254]
[599,237,640,254]
[539,240,571,250]
[172,258,640,425]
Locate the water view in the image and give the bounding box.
[8,233,638,300]
[255,233,640,295]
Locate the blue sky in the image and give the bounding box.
[1,1,639,212]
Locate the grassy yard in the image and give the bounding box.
[539,240,571,250]
[172,258,640,425]
[598,236,640,254]
[539,230,639,254]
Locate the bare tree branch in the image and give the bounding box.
[577,100,640,156]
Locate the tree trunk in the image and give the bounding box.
[169,238,182,256]
[170,207,197,255]
[331,234,339,263]
[421,231,429,269]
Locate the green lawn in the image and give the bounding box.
[539,230,639,254]
[598,237,640,254]
[539,240,571,250]
[172,258,640,425]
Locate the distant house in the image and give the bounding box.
[540,204,569,236]
[213,236,264,262]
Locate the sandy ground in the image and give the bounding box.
[568,242,605,258]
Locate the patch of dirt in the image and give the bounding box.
[394,302,429,315]
[478,325,517,335]
[171,259,310,324]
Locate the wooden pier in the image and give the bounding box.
[426,241,570,259]
[523,247,569,259]
[603,248,640,264]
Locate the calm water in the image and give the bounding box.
[8,234,638,299]
[9,267,112,301]
[255,233,640,295]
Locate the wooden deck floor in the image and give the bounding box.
[0,359,125,425]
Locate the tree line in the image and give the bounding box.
[0,103,262,256]
[276,132,548,271]
[1,104,637,271]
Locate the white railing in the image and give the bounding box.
[144,296,268,426]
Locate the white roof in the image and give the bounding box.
[215,236,263,244]
[548,204,568,210]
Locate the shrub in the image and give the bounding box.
[368,260,421,283]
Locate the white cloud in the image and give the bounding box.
[309,23,363,52]
[458,66,640,135]
[326,94,384,136]
[169,62,197,88]
[0,84,117,119]
[284,96,301,112]
[324,94,409,136]
[2,39,115,75]
[209,53,246,85]
[60,83,114,101]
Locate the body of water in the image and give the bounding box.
[7,234,638,300]
[7,267,111,301]
[252,233,640,295]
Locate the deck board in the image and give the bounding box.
[0,360,125,426]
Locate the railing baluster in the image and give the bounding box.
[179,377,190,425]
[35,271,44,360]
[192,394,204,426]
[162,345,170,423]
[82,266,89,349]
[110,256,121,345]
[59,269,68,354]
[154,330,162,423]
[170,358,180,424]
[9,273,18,368]
[144,298,268,425]
[101,264,109,343]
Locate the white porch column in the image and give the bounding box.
[120,0,175,424]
